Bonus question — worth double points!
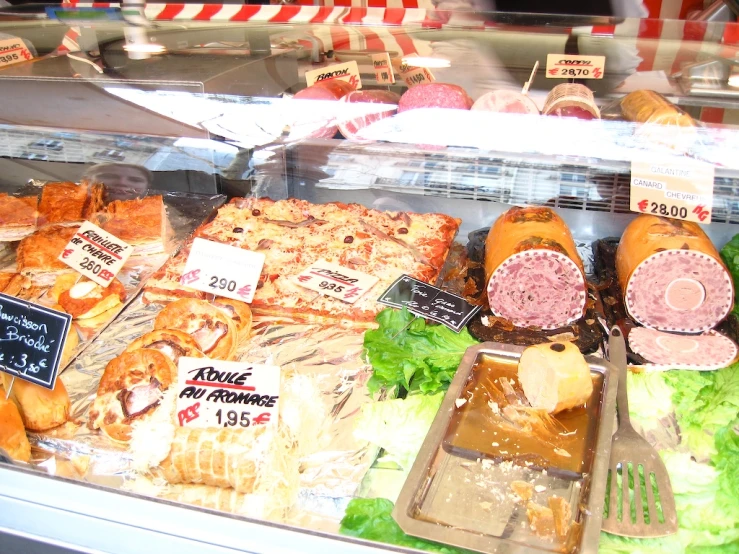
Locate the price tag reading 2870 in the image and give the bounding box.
[180,238,265,304]
[546,54,605,79]
[293,260,379,304]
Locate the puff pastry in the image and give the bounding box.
[212,297,252,341]
[16,225,79,286]
[101,195,167,255]
[57,276,126,319]
[125,329,205,365]
[0,194,38,241]
[38,182,104,226]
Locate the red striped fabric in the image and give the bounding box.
[270,6,301,23]
[229,5,262,21]
[383,8,407,25]
[193,4,222,21]
[310,7,335,23]
[636,18,663,71]
[670,20,707,73]
[155,3,185,20]
[343,8,367,23]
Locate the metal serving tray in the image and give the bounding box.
[393,342,618,554]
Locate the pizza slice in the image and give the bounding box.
[16,225,79,286]
[38,181,105,226]
[0,194,38,241]
[100,195,168,256]
[142,242,206,305]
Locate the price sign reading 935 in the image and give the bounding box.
[293,259,379,304]
[180,238,265,303]
[630,157,715,224]
[546,54,605,79]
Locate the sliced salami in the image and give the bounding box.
[487,250,587,330]
[628,327,738,370]
[337,89,400,140]
[624,250,733,333]
[472,90,539,115]
[397,83,473,113]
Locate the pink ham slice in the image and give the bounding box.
[628,327,738,370]
[337,90,400,140]
[397,83,473,113]
[472,90,540,114]
[487,250,587,330]
[624,250,733,333]
[290,80,355,139]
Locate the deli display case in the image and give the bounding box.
[0,5,738,554]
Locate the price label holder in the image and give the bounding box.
[398,55,435,88]
[0,37,33,68]
[546,54,605,79]
[630,157,715,223]
[305,60,362,90]
[293,260,379,304]
[378,275,480,332]
[370,53,395,85]
[180,238,265,303]
[175,357,280,429]
[0,293,71,390]
[58,221,133,287]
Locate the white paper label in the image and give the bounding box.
[305,60,362,90]
[293,259,378,304]
[180,238,265,303]
[0,37,33,68]
[175,357,280,428]
[546,54,605,79]
[398,55,435,87]
[58,221,133,287]
[630,157,715,223]
[370,52,395,84]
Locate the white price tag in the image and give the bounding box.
[176,357,280,429]
[180,238,265,303]
[58,221,133,287]
[305,60,362,89]
[546,54,605,79]
[371,52,395,84]
[398,55,435,87]
[293,259,378,304]
[0,37,33,68]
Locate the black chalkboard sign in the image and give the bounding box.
[378,275,480,333]
[0,293,72,389]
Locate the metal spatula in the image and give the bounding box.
[602,326,678,537]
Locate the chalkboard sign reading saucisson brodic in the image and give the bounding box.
[0,293,72,389]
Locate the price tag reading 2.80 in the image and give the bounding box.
[546,54,605,79]
[293,260,379,304]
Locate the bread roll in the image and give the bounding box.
[125,330,204,365]
[485,207,587,329]
[212,297,252,341]
[517,341,593,414]
[1,373,70,431]
[616,215,733,333]
[0,396,31,462]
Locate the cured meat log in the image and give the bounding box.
[485,207,587,330]
[616,215,733,333]
[397,82,473,113]
[472,90,539,115]
[620,90,697,152]
[543,83,600,120]
[628,327,738,370]
[337,89,400,140]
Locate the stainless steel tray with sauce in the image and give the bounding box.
[393,342,618,554]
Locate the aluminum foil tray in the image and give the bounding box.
[394,342,617,554]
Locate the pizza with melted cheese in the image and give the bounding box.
[143,197,459,322]
[0,194,38,241]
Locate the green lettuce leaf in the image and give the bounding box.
[340,498,470,554]
[364,308,478,395]
[354,392,444,470]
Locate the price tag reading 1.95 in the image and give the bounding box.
[180,238,265,304]
[293,259,379,304]
[546,54,605,79]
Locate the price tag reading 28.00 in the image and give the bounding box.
[180,238,265,303]
[546,54,605,79]
[58,221,133,287]
[293,260,378,304]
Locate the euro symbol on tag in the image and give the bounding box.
[237,284,252,299]
[638,199,649,212]
[298,275,311,283]
[62,248,73,259]
[253,412,271,425]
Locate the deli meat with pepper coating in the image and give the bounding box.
[518,342,593,414]
[485,207,587,329]
[398,83,473,112]
[616,215,733,333]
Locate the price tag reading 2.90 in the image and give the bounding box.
[180,238,265,304]
[293,260,379,304]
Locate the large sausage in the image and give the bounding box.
[619,90,697,152]
[616,215,733,333]
[397,83,473,113]
[485,207,587,329]
[337,89,400,140]
[289,80,355,139]
[628,327,738,370]
[542,83,600,120]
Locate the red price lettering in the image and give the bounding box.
[98,269,114,282]
[637,199,649,212]
[297,275,311,283]
[548,68,558,75]
[20,50,31,61]
[237,284,252,299]
[593,67,602,79]
[343,286,360,300]
[180,269,200,285]
[253,412,271,425]
[178,402,200,426]
[62,248,73,259]
[692,205,710,222]
[348,74,359,89]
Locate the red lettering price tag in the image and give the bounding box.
[293,259,378,304]
[398,55,435,88]
[58,221,133,287]
[0,38,34,68]
[180,238,265,303]
[371,53,395,85]
[630,157,715,224]
[175,357,280,429]
[305,60,362,89]
[546,54,605,79]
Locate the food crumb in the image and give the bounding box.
[492,442,499,447]
[510,480,534,503]
[455,398,467,408]
[534,485,546,493]
[479,501,492,511]
[481,315,491,326]
[554,448,572,458]
[488,401,500,415]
